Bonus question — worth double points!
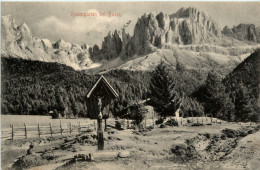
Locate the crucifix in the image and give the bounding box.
[86,75,119,151]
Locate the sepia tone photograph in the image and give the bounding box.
[1,1,260,169]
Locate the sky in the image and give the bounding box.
[2,2,260,46]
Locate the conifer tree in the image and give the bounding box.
[203,71,235,120]
[149,61,175,118]
[235,82,255,122]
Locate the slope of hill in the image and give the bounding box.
[224,49,260,112]
[117,48,252,71]
[1,15,93,70]
[224,49,260,88]
[1,57,151,116]
[190,49,260,122]
[89,45,259,74]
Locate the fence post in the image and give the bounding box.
[38,123,41,138]
[11,124,14,140]
[202,118,203,124]
[60,120,63,135]
[24,123,27,139]
[78,122,81,133]
[50,123,53,136]
[152,110,155,128]
[197,117,199,123]
[69,122,72,134]
[94,121,96,130]
[123,119,127,130]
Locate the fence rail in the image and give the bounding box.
[2,120,99,140]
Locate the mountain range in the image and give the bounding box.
[1,15,93,70]
[1,7,260,72]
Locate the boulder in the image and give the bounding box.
[118,151,130,158]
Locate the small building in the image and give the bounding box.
[86,75,118,119]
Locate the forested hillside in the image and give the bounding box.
[193,49,260,122]
[1,57,97,117]
[224,49,260,121]
[1,57,209,117]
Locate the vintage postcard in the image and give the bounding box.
[1,1,260,170]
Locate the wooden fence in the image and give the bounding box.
[172,117,224,125]
[1,120,98,140]
[1,119,135,140]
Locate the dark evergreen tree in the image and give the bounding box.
[131,103,146,125]
[149,61,175,118]
[179,96,204,118]
[235,82,256,122]
[200,70,235,120]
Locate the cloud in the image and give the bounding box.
[36,9,121,46]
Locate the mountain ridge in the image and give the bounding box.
[2,7,260,72]
[222,24,260,43]
[90,7,223,61]
[1,15,93,70]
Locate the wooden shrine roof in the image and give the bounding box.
[86,75,119,98]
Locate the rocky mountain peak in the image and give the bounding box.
[173,7,208,19]
[1,15,93,70]
[222,24,260,43]
[123,7,221,56]
[17,22,33,42]
[95,29,122,60]
[81,43,90,50]
[156,12,170,30]
[90,7,223,60]
[53,39,72,50]
[18,22,31,33]
[41,39,53,52]
[2,15,17,29]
